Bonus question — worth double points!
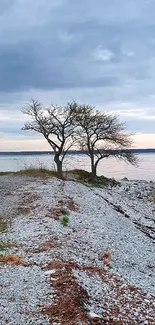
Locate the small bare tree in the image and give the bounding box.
[73,104,137,178]
[22,100,77,178]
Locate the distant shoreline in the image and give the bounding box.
[0,150,155,181]
[0,148,155,156]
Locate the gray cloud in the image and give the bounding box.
[1,0,155,93]
[0,0,155,142]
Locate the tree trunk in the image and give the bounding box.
[54,154,63,178]
[91,159,99,179]
[90,153,97,179]
[91,164,97,179]
[90,154,94,175]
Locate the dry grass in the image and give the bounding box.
[46,206,63,220]
[0,241,21,252]
[0,168,57,178]
[25,238,59,253]
[0,254,29,266]
[15,168,57,178]
[148,192,155,203]
[102,249,112,266]
[59,196,79,212]
[46,197,78,222]
[21,192,41,206]
[15,206,31,215]
[43,260,90,325]
[42,259,155,325]
[15,192,41,216]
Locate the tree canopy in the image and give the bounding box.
[72,104,137,177]
[22,100,137,179]
[22,100,77,177]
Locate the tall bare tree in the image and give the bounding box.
[73,104,137,178]
[22,100,77,177]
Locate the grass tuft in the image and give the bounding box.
[0,254,26,265]
[0,216,7,232]
[61,215,69,227]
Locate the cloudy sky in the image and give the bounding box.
[0,0,155,151]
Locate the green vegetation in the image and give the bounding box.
[69,169,119,187]
[90,175,119,187]
[0,172,13,176]
[61,215,69,226]
[60,209,69,226]
[0,216,7,232]
[70,169,90,181]
[0,244,5,252]
[0,167,119,187]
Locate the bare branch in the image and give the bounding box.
[73,104,137,177]
[22,100,76,177]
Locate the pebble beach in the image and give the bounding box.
[0,175,155,324]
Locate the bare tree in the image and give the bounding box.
[22,100,77,178]
[73,104,138,178]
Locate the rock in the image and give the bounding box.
[88,311,101,319]
[137,195,143,199]
[44,269,56,275]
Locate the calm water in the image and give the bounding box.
[0,153,155,181]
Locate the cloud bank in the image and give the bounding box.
[0,0,155,149]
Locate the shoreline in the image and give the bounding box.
[0,151,155,182]
[0,168,155,183]
[0,175,155,324]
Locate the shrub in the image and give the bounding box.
[69,169,119,187]
[61,215,69,227]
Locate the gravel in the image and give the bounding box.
[0,265,51,325]
[0,175,155,324]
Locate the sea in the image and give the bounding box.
[0,150,155,181]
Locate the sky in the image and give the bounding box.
[0,0,155,151]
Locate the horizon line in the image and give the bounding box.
[0,148,155,153]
